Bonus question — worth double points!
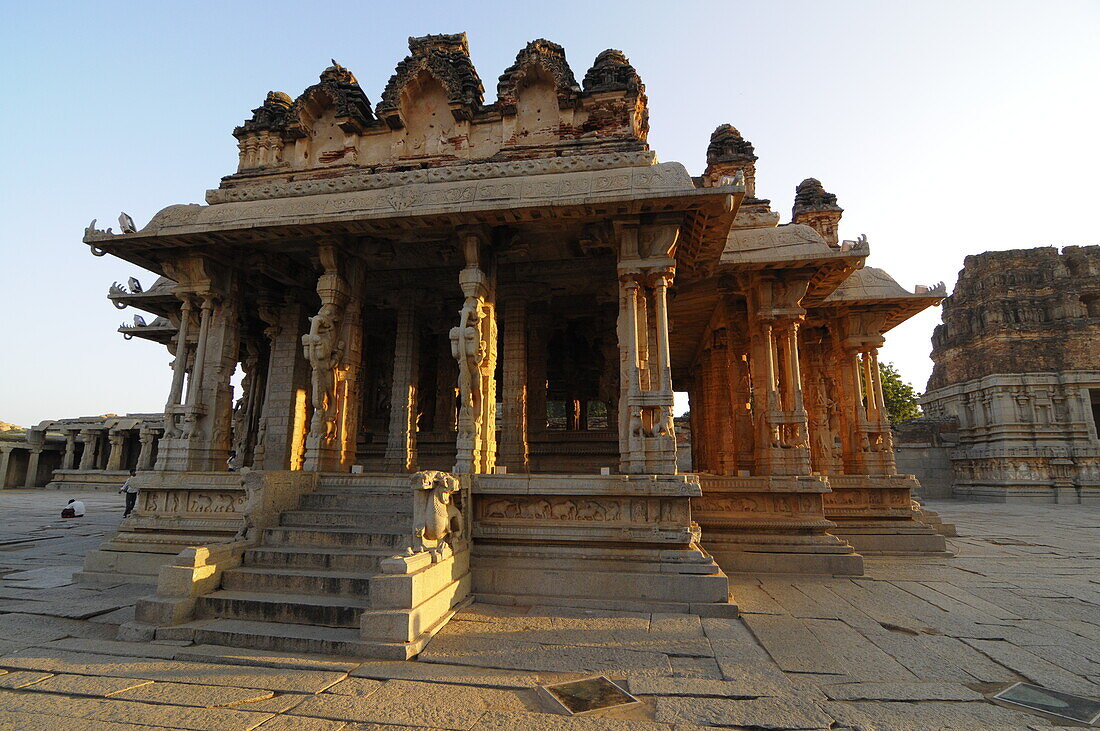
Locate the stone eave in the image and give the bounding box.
[108,290,179,317]
[118,323,177,344]
[719,224,869,305]
[822,297,942,333]
[86,161,743,276]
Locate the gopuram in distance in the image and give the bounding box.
[80,33,947,658]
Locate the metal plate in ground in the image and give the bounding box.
[991,682,1100,725]
[537,675,640,716]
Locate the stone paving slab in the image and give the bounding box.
[0,494,1097,729]
[627,676,789,698]
[350,660,541,688]
[0,669,52,688]
[0,688,274,730]
[27,672,153,697]
[291,679,533,729]
[821,699,1054,729]
[469,709,670,730]
[818,681,984,701]
[654,695,835,729]
[0,648,349,693]
[110,680,276,707]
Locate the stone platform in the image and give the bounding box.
[0,490,1097,728]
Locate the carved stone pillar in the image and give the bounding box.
[745,275,811,476]
[384,303,420,472]
[303,245,366,472]
[163,296,194,439]
[24,449,42,488]
[0,448,12,488]
[498,296,529,472]
[526,309,549,439]
[157,255,244,472]
[255,295,311,471]
[78,429,99,471]
[694,326,739,475]
[433,335,457,432]
[451,228,497,474]
[615,218,678,475]
[61,430,78,470]
[136,427,159,471]
[800,329,843,475]
[863,347,896,475]
[106,430,126,472]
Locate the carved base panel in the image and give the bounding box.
[78,470,318,586]
[822,475,948,554]
[823,475,921,521]
[470,474,732,615]
[694,474,863,576]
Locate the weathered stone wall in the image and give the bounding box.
[892,418,959,499]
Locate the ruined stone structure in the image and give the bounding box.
[0,414,163,489]
[77,34,946,658]
[922,246,1100,503]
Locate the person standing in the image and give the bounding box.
[119,470,138,517]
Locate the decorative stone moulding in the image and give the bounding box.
[694,474,864,576]
[206,151,658,204]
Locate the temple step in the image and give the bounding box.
[188,618,416,660]
[220,566,375,596]
[261,526,412,550]
[243,546,393,573]
[278,509,411,531]
[195,590,369,628]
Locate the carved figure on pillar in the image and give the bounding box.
[303,302,344,443]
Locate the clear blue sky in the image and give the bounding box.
[2,1,1097,427]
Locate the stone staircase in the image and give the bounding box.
[187,474,422,656]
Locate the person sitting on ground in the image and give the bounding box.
[226,450,240,472]
[62,498,86,519]
[119,470,138,517]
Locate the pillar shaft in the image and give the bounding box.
[255,297,310,471]
[166,298,193,409]
[78,430,99,471]
[62,431,78,470]
[452,234,497,474]
[106,431,125,471]
[498,298,529,472]
[385,303,420,472]
[24,449,42,488]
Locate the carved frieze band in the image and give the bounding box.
[476,495,687,524]
[206,151,658,203]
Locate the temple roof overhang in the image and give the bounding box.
[118,316,177,344]
[719,224,869,304]
[814,266,947,332]
[108,276,179,317]
[85,158,745,281]
[30,414,165,435]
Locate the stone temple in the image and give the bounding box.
[75,34,948,658]
[913,246,1100,503]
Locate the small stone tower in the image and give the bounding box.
[704,124,758,197]
[792,178,843,247]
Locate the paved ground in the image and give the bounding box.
[0,490,1097,729]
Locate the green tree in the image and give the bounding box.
[879,361,922,422]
